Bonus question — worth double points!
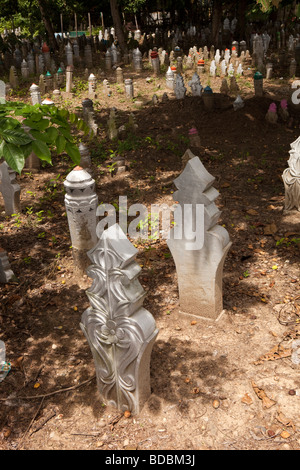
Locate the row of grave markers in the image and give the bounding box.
[1,137,300,413]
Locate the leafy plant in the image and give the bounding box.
[0,101,90,174]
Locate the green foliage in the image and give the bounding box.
[0,101,90,174]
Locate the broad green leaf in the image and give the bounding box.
[29,129,49,143]
[65,142,81,165]
[45,127,59,144]
[58,109,69,120]
[23,118,49,131]
[2,142,25,174]
[55,134,66,154]
[2,129,33,146]
[69,113,78,124]
[58,127,73,141]
[31,139,52,163]
[0,117,21,131]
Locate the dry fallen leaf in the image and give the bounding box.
[264,223,278,235]
[280,430,290,439]
[254,345,292,365]
[246,209,259,216]
[241,393,253,405]
[276,410,295,431]
[251,381,276,409]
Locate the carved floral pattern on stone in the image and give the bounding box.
[80,224,158,414]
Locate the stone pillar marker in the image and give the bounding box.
[0,80,6,104]
[65,65,73,94]
[64,166,98,273]
[0,161,21,216]
[80,223,159,415]
[29,83,42,105]
[167,152,232,321]
[0,248,16,283]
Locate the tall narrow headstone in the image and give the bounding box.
[0,161,21,216]
[64,166,98,272]
[29,83,42,105]
[0,80,6,104]
[282,136,300,211]
[65,66,73,93]
[0,248,16,283]
[167,152,231,321]
[188,72,203,96]
[174,74,186,100]
[80,223,159,415]
[9,66,18,89]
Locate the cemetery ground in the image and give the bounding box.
[0,64,300,451]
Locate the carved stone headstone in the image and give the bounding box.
[80,223,159,415]
[282,136,300,211]
[0,161,21,216]
[167,152,231,321]
[188,73,203,96]
[174,74,186,100]
[0,248,16,283]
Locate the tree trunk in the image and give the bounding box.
[236,0,247,41]
[109,0,128,54]
[37,0,58,50]
[211,0,223,48]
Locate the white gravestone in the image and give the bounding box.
[0,161,21,216]
[167,153,232,321]
[80,223,159,415]
[64,166,99,272]
[282,136,300,211]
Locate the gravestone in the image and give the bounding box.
[165,66,175,90]
[174,74,186,100]
[116,67,123,84]
[124,78,134,99]
[64,166,99,273]
[107,109,118,140]
[39,74,46,95]
[0,248,16,283]
[220,78,229,95]
[188,72,203,96]
[79,143,92,173]
[0,80,6,103]
[282,136,300,211]
[80,223,159,415]
[9,66,18,89]
[220,59,227,77]
[65,66,73,93]
[29,83,42,105]
[0,161,21,216]
[133,48,143,72]
[88,73,97,99]
[82,98,98,135]
[21,59,29,78]
[167,152,231,321]
[265,103,278,124]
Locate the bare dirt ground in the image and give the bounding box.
[0,57,300,451]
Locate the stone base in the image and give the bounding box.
[179,309,226,323]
